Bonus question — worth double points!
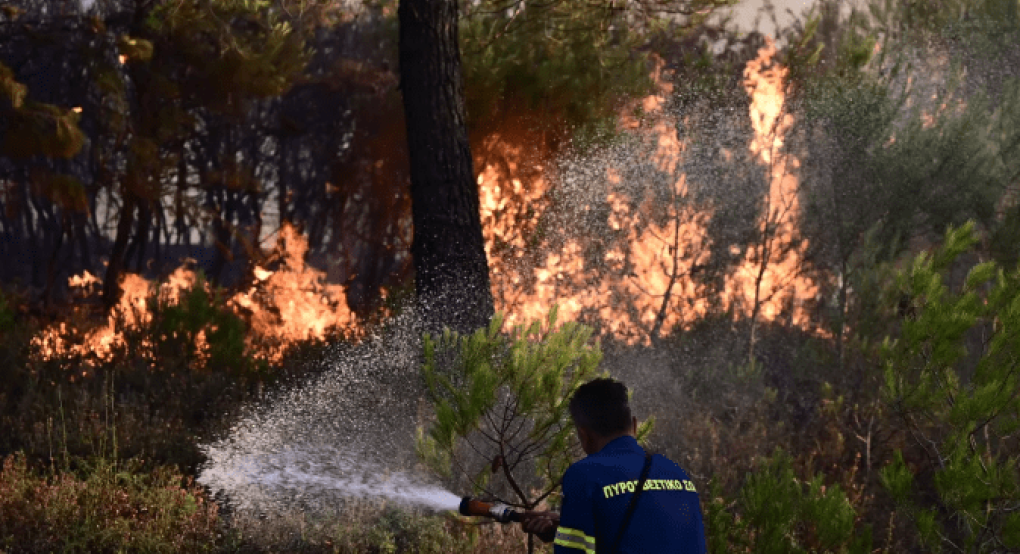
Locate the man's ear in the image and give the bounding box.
[631,416,638,435]
[577,425,594,452]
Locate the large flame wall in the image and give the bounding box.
[33,42,821,365]
[480,41,819,344]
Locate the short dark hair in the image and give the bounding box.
[568,378,632,437]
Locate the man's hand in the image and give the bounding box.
[520,510,559,544]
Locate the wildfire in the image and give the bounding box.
[232,224,359,360]
[32,223,360,367]
[731,39,817,328]
[34,43,824,364]
[32,272,156,363]
[479,42,819,343]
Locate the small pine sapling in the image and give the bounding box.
[417,307,649,518]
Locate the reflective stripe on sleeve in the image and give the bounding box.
[554,526,595,554]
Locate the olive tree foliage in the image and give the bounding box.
[417,308,652,513]
[880,222,1020,553]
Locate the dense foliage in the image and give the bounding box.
[881,223,1020,552]
[0,454,220,553]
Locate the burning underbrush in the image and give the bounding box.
[0,228,383,495]
[1,223,376,480]
[30,223,366,370]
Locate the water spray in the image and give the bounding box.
[458,496,522,523]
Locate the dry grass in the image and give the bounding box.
[220,501,550,553]
[0,453,221,553]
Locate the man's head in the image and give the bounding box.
[569,378,638,455]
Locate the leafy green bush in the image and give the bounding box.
[149,272,266,378]
[349,507,476,554]
[0,453,221,553]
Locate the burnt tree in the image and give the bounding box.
[398,0,494,334]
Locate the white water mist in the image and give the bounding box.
[201,444,461,513]
[198,313,461,514]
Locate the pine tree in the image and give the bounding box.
[417,307,652,550]
[399,0,495,334]
[706,449,869,554]
[881,222,1020,552]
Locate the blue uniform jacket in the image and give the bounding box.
[553,436,707,554]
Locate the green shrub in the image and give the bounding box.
[706,449,869,554]
[149,272,266,378]
[353,507,476,554]
[416,307,645,514]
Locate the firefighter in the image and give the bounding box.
[520,378,707,554]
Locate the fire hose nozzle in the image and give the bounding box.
[459,496,522,523]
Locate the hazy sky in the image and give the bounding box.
[720,0,863,37]
[76,0,838,39]
[724,0,814,35]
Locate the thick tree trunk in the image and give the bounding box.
[398,0,494,334]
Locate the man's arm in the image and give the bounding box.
[550,466,598,554]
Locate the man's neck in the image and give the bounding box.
[590,432,633,454]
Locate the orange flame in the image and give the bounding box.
[31,272,155,363]
[34,45,825,363]
[232,224,359,361]
[731,39,817,329]
[32,223,361,366]
[480,44,820,343]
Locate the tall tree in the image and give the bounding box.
[398,0,494,333]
